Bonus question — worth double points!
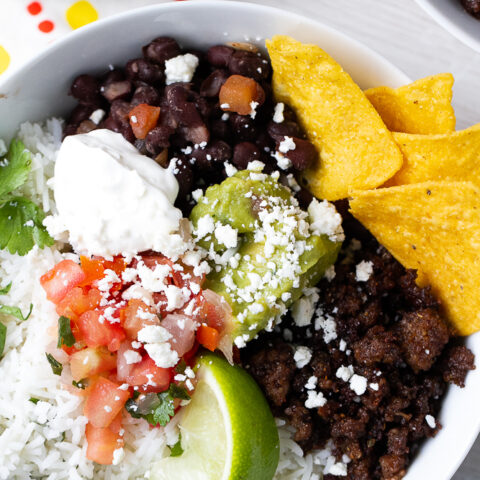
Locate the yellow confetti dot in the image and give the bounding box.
[0,46,10,75]
[66,1,99,30]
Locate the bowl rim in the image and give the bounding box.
[0,0,409,88]
[415,0,480,53]
[0,2,478,479]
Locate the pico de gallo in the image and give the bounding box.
[40,252,231,465]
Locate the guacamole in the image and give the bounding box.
[190,166,342,345]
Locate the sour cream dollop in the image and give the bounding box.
[46,129,186,258]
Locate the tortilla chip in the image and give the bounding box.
[267,35,403,201]
[365,74,455,134]
[388,124,480,187]
[349,181,480,335]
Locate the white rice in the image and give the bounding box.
[0,119,338,479]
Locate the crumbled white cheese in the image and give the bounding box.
[369,382,379,391]
[214,224,238,248]
[291,288,319,327]
[144,343,179,368]
[249,101,259,119]
[314,308,337,343]
[192,189,203,202]
[272,151,292,170]
[195,215,215,239]
[355,260,374,282]
[165,53,199,85]
[224,162,238,177]
[294,346,312,368]
[247,160,265,172]
[339,339,347,352]
[220,103,230,109]
[97,269,120,292]
[137,325,172,344]
[279,136,296,154]
[164,284,189,311]
[349,374,368,395]
[124,350,142,365]
[305,376,318,390]
[308,198,344,243]
[425,414,436,429]
[273,102,285,123]
[305,390,326,409]
[324,265,336,282]
[336,365,354,382]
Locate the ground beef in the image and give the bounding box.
[241,225,475,479]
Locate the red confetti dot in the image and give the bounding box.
[38,20,54,33]
[27,1,42,15]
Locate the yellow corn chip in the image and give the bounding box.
[266,35,403,201]
[365,74,456,134]
[349,181,480,335]
[387,124,480,187]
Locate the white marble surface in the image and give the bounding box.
[229,0,480,478]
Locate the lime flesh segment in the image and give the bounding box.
[151,353,279,480]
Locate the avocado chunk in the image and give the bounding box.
[190,168,342,345]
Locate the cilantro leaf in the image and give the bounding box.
[0,283,12,295]
[153,391,176,427]
[45,353,63,375]
[29,397,40,404]
[72,380,86,390]
[169,433,184,457]
[0,302,33,322]
[168,383,191,401]
[0,323,5,357]
[0,140,31,200]
[0,196,54,255]
[57,316,75,348]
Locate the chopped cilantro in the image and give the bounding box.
[0,139,54,255]
[72,380,86,389]
[0,283,12,295]
[126,384,191,427]
[0,302,33,322]
[169,433,184,457]
[45,353,63,376]
[29,397,39,404]
[57,316,75,348]
[0,197,54,255]
[0,322,5,357]
[0,139,31,199]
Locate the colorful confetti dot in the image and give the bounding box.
[0,45,10,75]
[38,19,54,33]
[66,1,99,30]
[27,1,43,15]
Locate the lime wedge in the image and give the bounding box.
[151,353,279,480]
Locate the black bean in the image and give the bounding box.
[228,51,270,81]
[101,115,135,143]
[229,113,259,142]
[134,138,148,156]
[207,45,235,68]
[142,37,181,64]
[101,79,132,102]
[210,118,231,142]
[296,186,314,210]
[68,104,95,126]
[145,126,172,155]
[180,120,210,145]
[70,74,103,106]
[131,85,161,106]
[193,95,213,119]
[166,84,189,107]
[110,99,131,121]
[76,120,97,134]
[255,131,274,154]
[281,137,317,171]
[232,142,261,170]
[267,121,302,142]
[200,69,229,97]
[63,124,78,138]
[171,158,193,199]
[126,58,163,85]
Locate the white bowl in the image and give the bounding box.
[0,2,479,479]
[416,0,480,53]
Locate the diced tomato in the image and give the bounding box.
[56,287,102,320]
[120,299,159,340]
[108,412,123,435]
[128,104,161,139]
[219,75,265,115]
[197,324,220,352]
[194,289,231,332]
[84,377,130,428]
[40,260,86,304]
[77,310,126,352]
[79,256,105,286]
[125,356,171,393]
[70,347,117,382]
[85,422,124,465]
